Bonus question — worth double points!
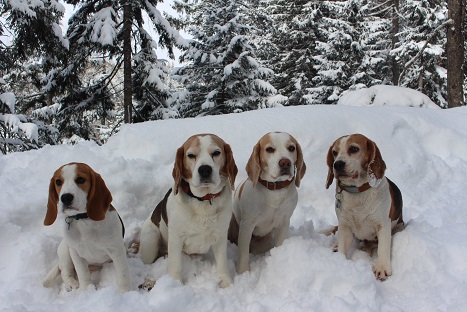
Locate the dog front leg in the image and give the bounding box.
[167,231,184,282]
[374,222,392,280]
[56,239,79,290]
[237,221,255,274]
[274,218,290,247]
[69,248,92,290]
[108,244,131,292]
[212,238,232,288]
[337,224,353,259]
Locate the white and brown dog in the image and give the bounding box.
[43,162,130,292]
[228,132,306,274]
[139,134,237,288]
[326,134,404,280]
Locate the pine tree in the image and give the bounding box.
[0,0,64,153]
[392,0,448,107]
[311,1,359,104]
[446,0,465,107]
[173,0,279,117]
[349,0,393,90]
[259,0,319,105]
[54,0,186,140]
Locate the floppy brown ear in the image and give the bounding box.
[325,145,335,189]
[367,139,386,180]
[87,171,112,221]
[44,174,59,226]
[223,143,238,190]
[246,142,261,187]
[172,146,185,195]
[294,142,306,188]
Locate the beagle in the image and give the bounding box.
[228,132,306,274]
[42,162,130,292]
[139,134,238,288]
[326,134,404,280]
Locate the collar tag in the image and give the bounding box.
[65,213,89,230]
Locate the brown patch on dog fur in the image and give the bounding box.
[237,180,247,200]
[151,189,171,227]
[388,178,404,224]
[228,215,239,245]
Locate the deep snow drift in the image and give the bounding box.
[1,104,467,312]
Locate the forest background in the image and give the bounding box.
[0,0,465,154]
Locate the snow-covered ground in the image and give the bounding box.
[1,104,467,311]
[338,85,440,108]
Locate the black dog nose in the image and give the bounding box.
[334,160,346,171]
[279,158,291,168]
[198,165,213,178]
[61,193,74,206]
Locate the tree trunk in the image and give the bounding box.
[447,0,465,108]
[123,0,133,123]
[391,0,400,85]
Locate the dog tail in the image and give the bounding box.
[42,263,60,288]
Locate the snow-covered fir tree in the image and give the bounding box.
[173,0,281,117]
[311,0,360,104]
[347,0,393,90]
[0,81,58,154]
[392,0,448,107]
[257,0,319,105]
[0,0,65,153]
[53,0,186,141]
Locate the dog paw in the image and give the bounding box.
[218,274,233,288]
[332,243,338,252]
[373,263,392,281]
[138,278,156,291]
[64,279,79,291]
[128,241,140,257]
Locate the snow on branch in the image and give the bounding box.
[397,19,453,86]
[145,0,188,49]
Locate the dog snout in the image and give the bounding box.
[334,160,346,172]
[61,193,74,206]
[198,165,213,179]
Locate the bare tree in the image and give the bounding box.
[123,0,133,123]
[447,0,465,108]
[391,0,400,85]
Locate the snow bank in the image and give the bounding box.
[338,85,440,109]
[1,105,467,311]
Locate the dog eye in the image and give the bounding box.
[266,147,275,153]
[288,145,296,152]
[187,153,196,159]
[76,177,86,184]
[55,179,63,186]
[212,150,221,157]
[348,146,360,154]
[332,151,338,157]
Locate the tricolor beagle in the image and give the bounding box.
[228,132,306,274]
[139,134,238,288]
[42,162,130,292]
[326,134,404,280]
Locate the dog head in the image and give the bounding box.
[246,132,306,188]
[326,134,386,189]
[44,162,112,225]
[172,134,238,197]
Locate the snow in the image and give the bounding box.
[338,85,440,108]
[8,0,44,17]
[1,104,467,311]
[90,7,117,46]
[0,92,16,113]
[0,113,38,142]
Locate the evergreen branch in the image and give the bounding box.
[397,19,453,86]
